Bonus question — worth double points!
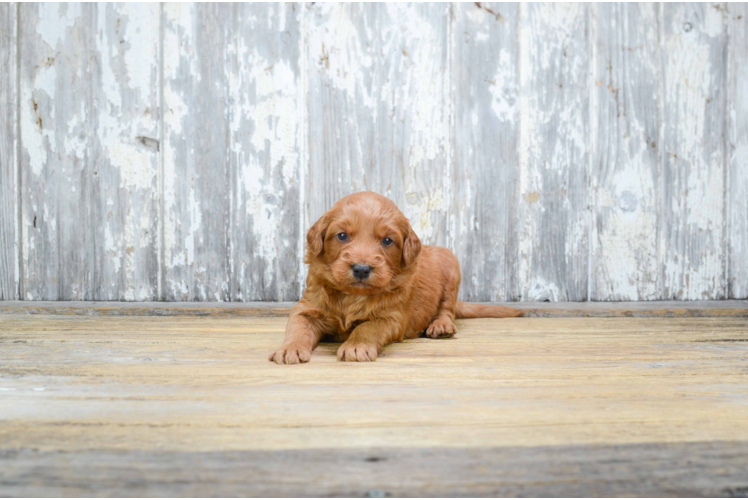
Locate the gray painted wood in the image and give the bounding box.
[728,4,748,299]
[305,3,451,248]
[517,4,590,301]
[452,3,520,302]
[90,3,160,301]
[162,3,302,302]
[661,3,727,300]
[20,3,94,300]
[19,4,160,301]
[590,4,662,301]
[0,3,18,300]
[162,4,233,301]
[3,3,747,302]
[230,3,302,301]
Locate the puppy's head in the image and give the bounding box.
[306,192,421,295]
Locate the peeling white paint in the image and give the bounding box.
[228,5,303,297]
[526,278,561,302]
[163,4,197,81]
[662,3,726,300]
[307,4,375,112]
[21,65,56,176]
[518,3,589,301]
[488,50,517,121]
[403,188,449,242]
[162,2,195,292]
[589,3,661,301]
[11,3,743,303]
[184,186,201,267]
[91,3,160,300]
[36,3,79,49]
[727,4,748,299]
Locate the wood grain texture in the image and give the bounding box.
[0,314,747,495]
[590,4,662,301]
[230,3,302,301]
[305,3,451,248]
[18,4,159,301]
[2,442,748,497]
[452,3,520,301]
[162,4,233,301]
[661,3,727,300]
[91,3,160,301]
[162,4,303,302]
[6,3,748,303]
[728,4,748,299]
[517,3,590,301]
[0,3,18,300]
[19,3,94,300]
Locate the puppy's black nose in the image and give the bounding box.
[351,264,372,280]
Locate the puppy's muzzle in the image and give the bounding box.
[351,264,372,280]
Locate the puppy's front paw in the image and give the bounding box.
[269,342,312,365]
[337,341,378,362]
[425,318,456,339]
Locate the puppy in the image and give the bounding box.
[269,191,523,364]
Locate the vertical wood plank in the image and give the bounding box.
[162,4,233,301]
[20,3,93,300]
[0,3,18,300]
[305,3,451,248]
[451,3,520,301]
[727,4,748,299]
[0,2,19,300]
[231,3,302,301]
[19,3,160,301]
[91,3,160,300]
[660,3,727,300]
[590,4,662,301]
[517,4,590,301]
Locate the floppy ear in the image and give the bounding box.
[402,223,421,267]
[306,214,329,257]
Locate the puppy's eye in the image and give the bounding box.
[337,232,348,242]
[382,237,393,246]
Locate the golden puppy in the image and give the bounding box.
[269,192,523,364]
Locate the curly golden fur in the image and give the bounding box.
[269,191,523,364]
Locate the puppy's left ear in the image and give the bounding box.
[402,222,421,267]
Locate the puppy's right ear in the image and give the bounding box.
[306,214,329,257]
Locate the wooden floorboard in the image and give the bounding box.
[2,442,748,497]
[1,312,747,496]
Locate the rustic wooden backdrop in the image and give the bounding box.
[0,3,746,302]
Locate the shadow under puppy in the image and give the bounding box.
[270,191,523,364]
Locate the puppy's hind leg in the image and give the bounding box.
[425,269,460,340]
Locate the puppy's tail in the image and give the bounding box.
[455,301,524,319]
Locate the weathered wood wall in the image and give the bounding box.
[0,3,746,302]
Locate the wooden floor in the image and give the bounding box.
[1,304,748,496]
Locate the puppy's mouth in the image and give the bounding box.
[343,279,382,295]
